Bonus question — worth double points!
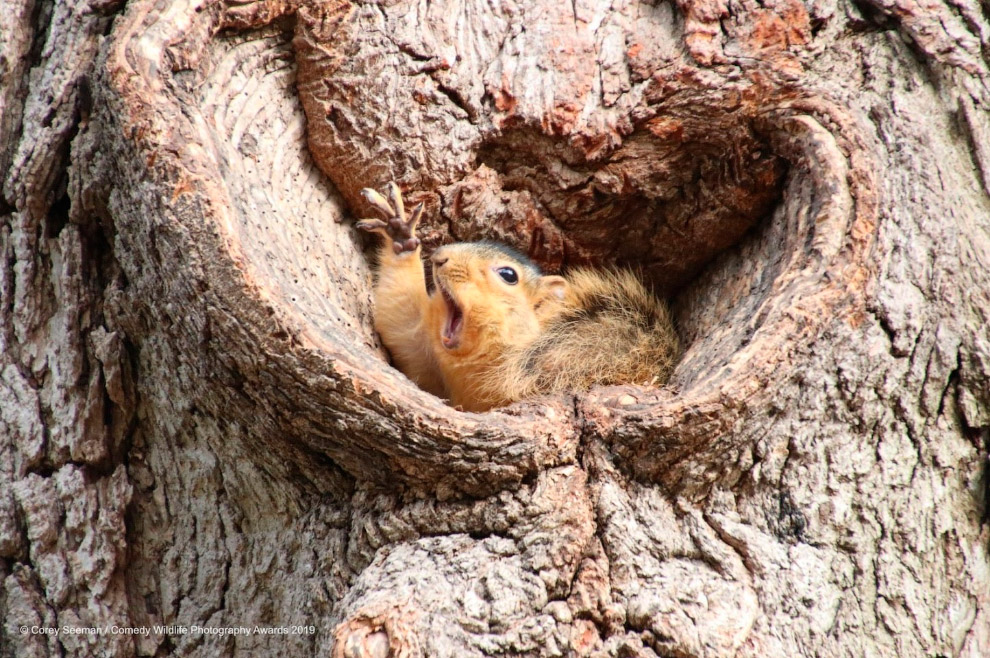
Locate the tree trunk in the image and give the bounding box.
[2,0,989,656]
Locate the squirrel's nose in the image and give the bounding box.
[431,251,449,268]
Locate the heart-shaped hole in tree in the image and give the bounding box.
[99,2,875,493]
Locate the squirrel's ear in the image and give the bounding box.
[535,275,568,302]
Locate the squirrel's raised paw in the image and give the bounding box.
[357,182,424,254]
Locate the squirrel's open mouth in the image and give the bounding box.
[440,288,463,349]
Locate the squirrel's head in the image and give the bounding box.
[428,241,568,359]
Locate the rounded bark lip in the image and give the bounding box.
[582,104,880,494]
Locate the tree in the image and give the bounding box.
[2,0,989,655]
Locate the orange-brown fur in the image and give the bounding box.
[358,184,679,412]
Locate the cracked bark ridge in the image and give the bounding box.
[1,0,989,657]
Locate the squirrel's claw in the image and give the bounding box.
[408,202,424,231]
[387,181,405,220]
[360,187,395,217]
[356,218,389,234]
[359,182,422,254]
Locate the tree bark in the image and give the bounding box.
[2,0,989,656]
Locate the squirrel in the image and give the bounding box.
[356,182,679,412]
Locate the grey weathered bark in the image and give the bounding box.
[2,0,989,656]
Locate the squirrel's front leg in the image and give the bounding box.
[357,182,444,397]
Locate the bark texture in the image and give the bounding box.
[1,0,989,657]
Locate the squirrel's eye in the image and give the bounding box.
[496,267,519,285]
